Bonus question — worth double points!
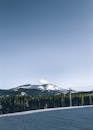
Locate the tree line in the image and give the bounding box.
[0,92,93,114]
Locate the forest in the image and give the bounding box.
[0,92,93,114]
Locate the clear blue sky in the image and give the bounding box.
[0,0,93,90]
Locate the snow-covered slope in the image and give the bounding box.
[12,83,61,91]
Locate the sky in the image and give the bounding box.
[0,0,93,91]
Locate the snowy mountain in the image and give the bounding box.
[12,83,62,91]
[5,82,68,96]
[0,83,68,97]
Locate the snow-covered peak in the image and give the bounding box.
[11,83,61,91]
[39,79,60,90]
